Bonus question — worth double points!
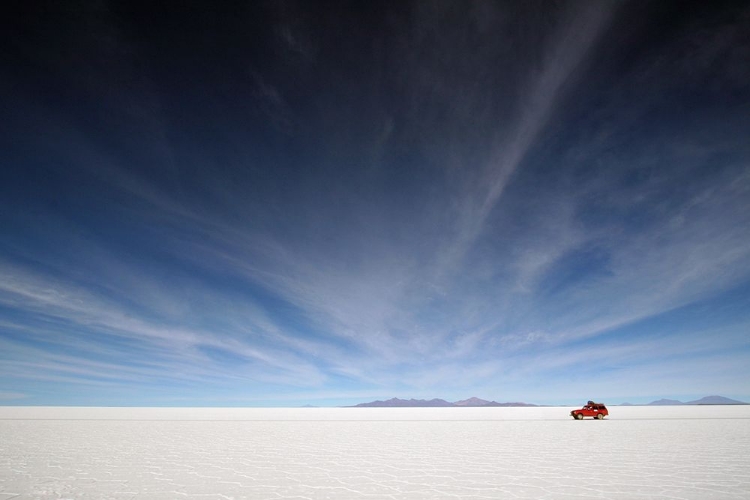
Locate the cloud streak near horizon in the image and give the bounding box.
[2,1,750,406]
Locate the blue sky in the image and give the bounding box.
[2,1,749,406]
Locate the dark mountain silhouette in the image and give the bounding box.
[454,397,491,406]
[352,395,745,408]
[686,395,746,405]
[351,397,538,407]
[352,398,454,407]
[644,396,747,405]
[648,398,685,406]
[454,397,539,407]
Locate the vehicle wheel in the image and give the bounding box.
[596,413,604,420]
[576,413,584,420]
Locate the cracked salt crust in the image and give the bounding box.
[1,406,749,499]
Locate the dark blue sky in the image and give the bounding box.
[2,1,749,406]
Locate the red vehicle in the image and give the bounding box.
[571,401,608,420]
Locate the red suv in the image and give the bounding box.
[571,401,608,420]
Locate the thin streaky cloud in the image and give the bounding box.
[439,2,614,272]
[1,1,749,405]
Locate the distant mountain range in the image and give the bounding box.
[349,395,747,408]
[350,397,538,407]
[620,395,747,406]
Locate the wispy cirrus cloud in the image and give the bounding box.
[2,1,749,405]
[0,391,27,401]
[0,257,329,390]
[444,2,614,267]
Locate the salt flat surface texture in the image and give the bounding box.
[1,406,749,499]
